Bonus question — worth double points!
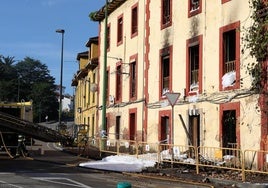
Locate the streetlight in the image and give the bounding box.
[56,29,65,130]
[101,0,110,144]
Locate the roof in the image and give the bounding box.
[86,36,98,47]
[90,0,127,22]
[76,51,88,60]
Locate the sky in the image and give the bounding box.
[0,0,105,95]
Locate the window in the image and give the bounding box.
[116,116,121,140]
[87,78,91,105]
[115,64,122,102]
[223,30,236,73]
[160,46,173,98]
[186,35,203,95]
[117,15,123,45]
[131,4,138,37]
[219,22,240,90]
[106,68,110,104]
[219,102,240,154]
[129,60,137,99]
[129,108,137,141]
[92,73,96,103]
[161,0,172,28]
[107,24,111,50]
[188,0,202,17]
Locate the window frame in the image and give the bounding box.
[186,35,203,95]
[129,54,138,100]
[219,21,240,91]
[131,3,138,38]
[159,46,173,99]
[161,0,172,29]
[115,62,122,102]
[107,23,111,51]
[188,0,202,17]
[117,14,123,46]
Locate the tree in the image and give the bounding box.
[15,57,59,122]
[0,55,18,102]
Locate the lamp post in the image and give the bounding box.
[101,0,110,145]
[56,29,65,130]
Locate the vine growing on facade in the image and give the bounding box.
[243,0,268,93]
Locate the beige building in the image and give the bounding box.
[72,37,99,138]
[86,0,267,164]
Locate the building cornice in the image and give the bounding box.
[90,0,127,22]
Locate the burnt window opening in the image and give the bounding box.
[131,6,138,35]
[116,116,121,140]
[107,25,110,50]
[222,110,237,156]
[190,0,200,12]
[117,17,123,44]
[161,54,170,96]
[189,44,199,91]
[106,70,109,103]
[116,65,122,101]
[160,116,169,143]
[162,0,171,25]
[129,113,136,141]
[130,61,137,98]
[223,29,236,74]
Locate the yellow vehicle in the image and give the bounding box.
[0,101,33,156]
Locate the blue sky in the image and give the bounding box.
[0,0,105,95]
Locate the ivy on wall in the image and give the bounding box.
[243,0,268,92]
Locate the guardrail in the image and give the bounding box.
[80,137,268,182]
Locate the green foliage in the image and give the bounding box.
[0,56,59,122]
[0,56,18,101]
[15,57,59,122]
[243,0,268,92]
[89,11,98,21]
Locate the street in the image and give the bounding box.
[0,141,212,188]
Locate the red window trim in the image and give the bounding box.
[219,21,240,91]
[159,45,173,100]
[219,102,240,148]
[158,110,171,143]
[131,3,138,38]
[222,0,231,4]
[129,108,137,141]
[115,61,122,103]
[188,0,202,17]
[129,54,138,101]
[107,23,111,52]
[161,0,172,30]
[117,14,123,46]
[106,66,110,105]
[186,35,203,96]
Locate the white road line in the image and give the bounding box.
[0,180,24,188]
[32,177,93,188]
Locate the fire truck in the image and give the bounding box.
[0,101,33,156]
[0,101,71,157]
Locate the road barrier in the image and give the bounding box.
[81,137,268,182]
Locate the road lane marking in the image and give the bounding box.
[0,180,24,188]
[32,177,92,188]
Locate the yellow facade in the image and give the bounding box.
[72,37,99,139]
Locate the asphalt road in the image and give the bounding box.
[0,141,212,188]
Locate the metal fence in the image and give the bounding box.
[80,137,268,182]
